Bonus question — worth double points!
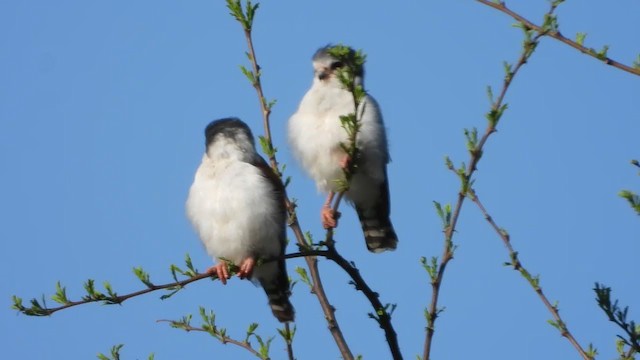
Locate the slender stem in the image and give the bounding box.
[14,251,341,316]
[284,322,294,360]
[156,321,266,359]
[16,272,214,316]
[422,6,555,359]
[475,0,640,77]
[243,28,276,166]
[469,189,592,360]
[422,195,459,358]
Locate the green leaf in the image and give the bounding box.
[51,281,69,305]
[184,253,198,276]
[619,190,640,215]
[97,344,123,360]
[444,156,454,170]
[133,267,154,288]
[576,32,587,46]
[295,266,312,288]
[503,61,513,82]
[240,65,256,85]
[103,281,120,304]
[464,127,479,154]
[592,45,610,60]
[277,324,296,342]
[432,201,451,229]
[486,85,494,104]
[633,54,640,70]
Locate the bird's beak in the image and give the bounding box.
[317,68,330,81]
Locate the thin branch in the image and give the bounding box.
[226,1,355,357]
[424,3,567,358]
[12,250,333,317]
[157,320,267,359]
[423,23,544,360]
[283,322,295,360]
[469,189,593,359]
[422,199,458,359]
[475,0,640,77]
[13,271,214,317]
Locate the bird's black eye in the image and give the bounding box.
[330,61,344,70]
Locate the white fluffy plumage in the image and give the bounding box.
[186,118,294,322]
[288,45,398,252]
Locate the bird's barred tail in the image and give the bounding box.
[359,214,398,253]
[257,262,295,323]
[356,177,398,253]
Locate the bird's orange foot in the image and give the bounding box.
[238,257,255,279]
[321,205,338,229]
[206,263,230,285]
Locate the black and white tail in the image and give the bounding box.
[256,261,295,322]
[356,178,398,253]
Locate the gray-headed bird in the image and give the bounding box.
[288,45,398,253]
[186,118,294,322]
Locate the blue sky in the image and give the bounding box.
[2,1,638,359]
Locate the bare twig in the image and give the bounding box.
[469,189,593,359]
[475,0,640,77]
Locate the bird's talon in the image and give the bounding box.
[321,206,338,229]
[207,263,230,285]
[238,257,256,279]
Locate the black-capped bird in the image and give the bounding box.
[186,118,294,322]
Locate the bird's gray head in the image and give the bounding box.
[312,44,365,87]
[204,118,256,159]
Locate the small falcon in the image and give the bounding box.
[186,118,294,322]
[288,45,398,253]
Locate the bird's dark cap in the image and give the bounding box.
[204,117,254,147]
[313,44,364,77]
